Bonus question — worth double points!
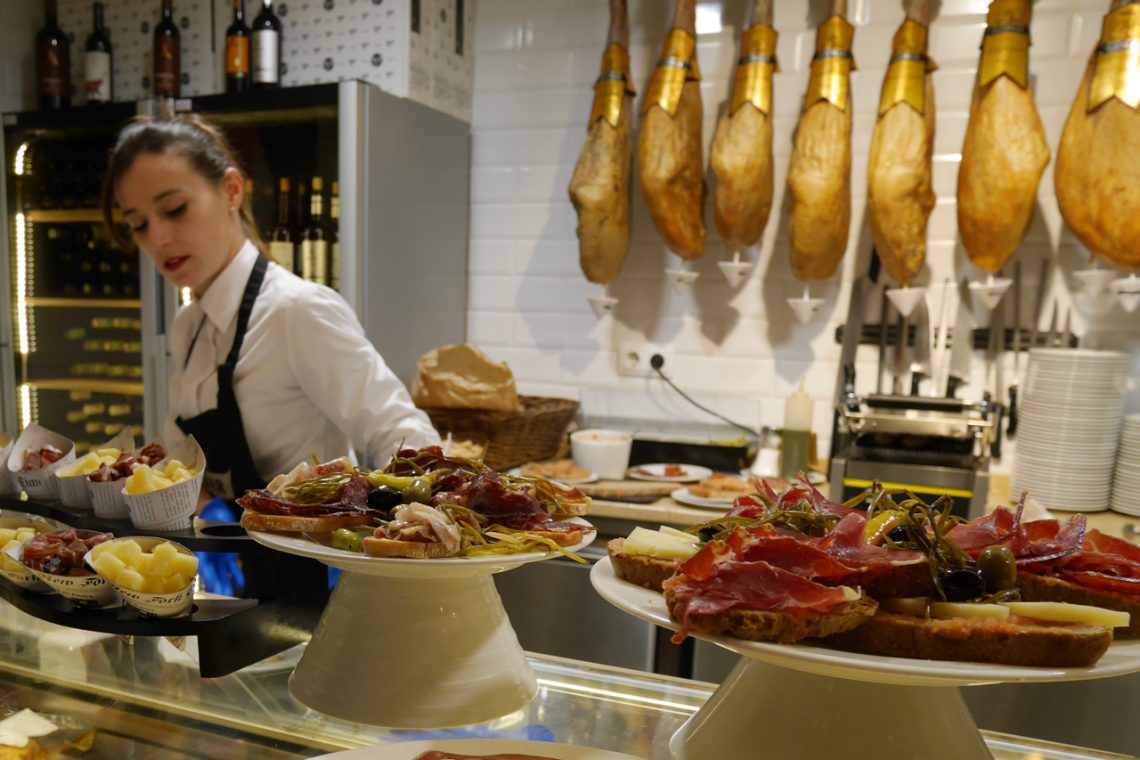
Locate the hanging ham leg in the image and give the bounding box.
[958,0,1050,275]
[788,0,854,282]
[868,0,936,287]
[568,0,634,285]
[1055,0,1140,271]
[638,0,705,261]
[711,0,776,253]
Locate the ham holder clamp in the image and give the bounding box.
[0,495,326,677]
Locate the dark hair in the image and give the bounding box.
[100,113,265,255]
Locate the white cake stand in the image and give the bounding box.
[248,519,594,728]
[591,558,1140,760]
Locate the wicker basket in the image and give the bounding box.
[420,396,579,470]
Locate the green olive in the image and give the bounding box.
[977,545,1017,593]
[402,477,433,505]
[331,528,363,553]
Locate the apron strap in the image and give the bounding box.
[224,255,270,370]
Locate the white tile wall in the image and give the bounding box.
[469,0,1140,462]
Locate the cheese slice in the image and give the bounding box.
[1001,601,1131,629]
[659,525,700,543]
[929,601,1010,620]
[623,526,701,560]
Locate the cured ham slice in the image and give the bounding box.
[666,559,856,620]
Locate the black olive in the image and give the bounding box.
[941,568,985,601]
[886,525,909,543]
[698,527,718,543]
[978,545,1018,593]
[367,486,403,512]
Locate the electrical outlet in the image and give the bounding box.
[617,342,670,376]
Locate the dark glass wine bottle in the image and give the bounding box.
[85,3,112,104]
[251,0,282,88]
[329,180,340,291]
[36,0,71,109]
[269,177,293,270]
[225,0,251,93]
[154,0,181,97]
[301,177,328,285]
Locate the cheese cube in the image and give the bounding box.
[117,568,144,592]
[91,551,125,582]
[110,539,144,564]
[170,553,199,578]
[140,576,165,594]
[150,542,177,575]
[0,529,14,544]
[163,573,189,593]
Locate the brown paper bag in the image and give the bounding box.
[411,344,521,413]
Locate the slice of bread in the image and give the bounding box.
[607,538,678,592]
[826,611,1114,667]
[525,527,588,547]
[239,509,376,534]
[362,537,458,559]
[664,587,878,644]
[1018,573,1140,638]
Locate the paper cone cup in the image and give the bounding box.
[125,437,204,531]
[9,529,119,607]
[0,513,66,592]
[0,433,16,498]
[86,536,196,618]
[55,429,136,510]
[90,479,130,519]
[8,424,76,500]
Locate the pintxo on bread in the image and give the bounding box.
[237,445,593,561]
[608,477,1134,667]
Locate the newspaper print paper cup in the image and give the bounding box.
[124,437,204,531]
[0,513,67,592]
[10,529,119,608]
[57,429,135,510]
[7,424,76,500]
[86,536,196,618]
[90,479,131,519]
[0,433,17,498]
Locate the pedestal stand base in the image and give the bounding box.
[669,657,991,760]
[289,570,537,728]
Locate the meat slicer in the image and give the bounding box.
[829,385,995,519]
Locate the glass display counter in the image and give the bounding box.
[0,603,1133,760]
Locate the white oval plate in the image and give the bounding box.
[505,467,599,485]
[670,487,736,509]
[311,739,640,760]
[590,558,1140,688]
[626,463,712,483]
[247,517,596,579]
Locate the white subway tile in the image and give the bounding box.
[467,311,517,346]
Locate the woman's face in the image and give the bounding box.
[116,150,244,295]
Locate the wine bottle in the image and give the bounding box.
[301,177,328,285]
[251,0,282,89]
[85,3,112,103]
[329,180,340,291]
[154,0,181,97]
[292,180,308,275]
[35,0,71,109]
[225,0,251,94]
[269,177,294,270]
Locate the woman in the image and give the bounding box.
[101,114,439,501]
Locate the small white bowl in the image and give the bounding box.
[570,429,632,481]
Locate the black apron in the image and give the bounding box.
[176,255,269,500]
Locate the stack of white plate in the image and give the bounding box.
[1011,349,1130,512]
[1111,414,1140,516]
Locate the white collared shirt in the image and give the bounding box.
[164,240,439,482]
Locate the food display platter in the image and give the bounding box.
[669,487,736,509]
[627,463,713,483]
[312,738,640,759]
[251,521,596,729]
[590,558,1140,760]
[506,467,600,485]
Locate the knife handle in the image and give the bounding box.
[1007,386,1019,437]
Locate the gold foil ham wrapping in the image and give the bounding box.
[1089,3,1140,111]
[805,16,855,110]
[978,0,1031,89]
[642,29,701,117]
[729,24,778,115]
[878,19,936,116]
[588,43,636,128]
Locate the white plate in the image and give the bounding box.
[311,739,640,760]
[247,517,596,578]
[505,467,599,485]
[670,487,736,509]
[591,558,1140,688]
[626,463,713,483]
